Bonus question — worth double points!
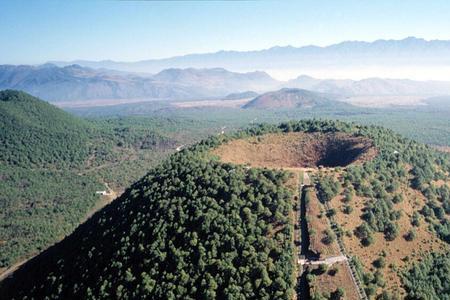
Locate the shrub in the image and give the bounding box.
[318,264,328,274]
[373,257,386,269]
[342,205,353,214]
[384,222,399,241]
[322,229,336,245]
[404,229,417,241]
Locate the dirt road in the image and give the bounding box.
[298,255,347,266]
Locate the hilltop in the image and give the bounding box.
[1,119,449,299]
[243,88,341,109]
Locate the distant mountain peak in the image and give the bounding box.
[38,63,58,69]
[0,65,280,102]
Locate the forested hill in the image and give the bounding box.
[0,90,175,169]
[2,120,449,299]
[0,90,192,277]
[0,90,93,168]
[1,147,296,299]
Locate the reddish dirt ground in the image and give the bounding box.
[306,189,341,258]
[309,262,360,300]
[212,132,377,169]
[212,132,449,298]
[332,186,448,297]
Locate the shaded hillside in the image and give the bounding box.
[243,88,339,109]
[2,119,449,299]
[0,64,198,101]
[0,65,279,102]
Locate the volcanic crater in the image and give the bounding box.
[212,132,377,169]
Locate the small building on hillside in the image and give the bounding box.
[96,190,109,196]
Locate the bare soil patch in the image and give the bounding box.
[305,188,341,258]
[332,186,448,297]
[309,262,360,300]
[171,98,251,108]
[343,95,427,108]
[212,132,376,169]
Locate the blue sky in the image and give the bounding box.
[1,0,450,64]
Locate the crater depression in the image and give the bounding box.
[212,132,377,168]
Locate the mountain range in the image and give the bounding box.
[49,37,450,77]
[0,64,278,102]
[2,63,450,103]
